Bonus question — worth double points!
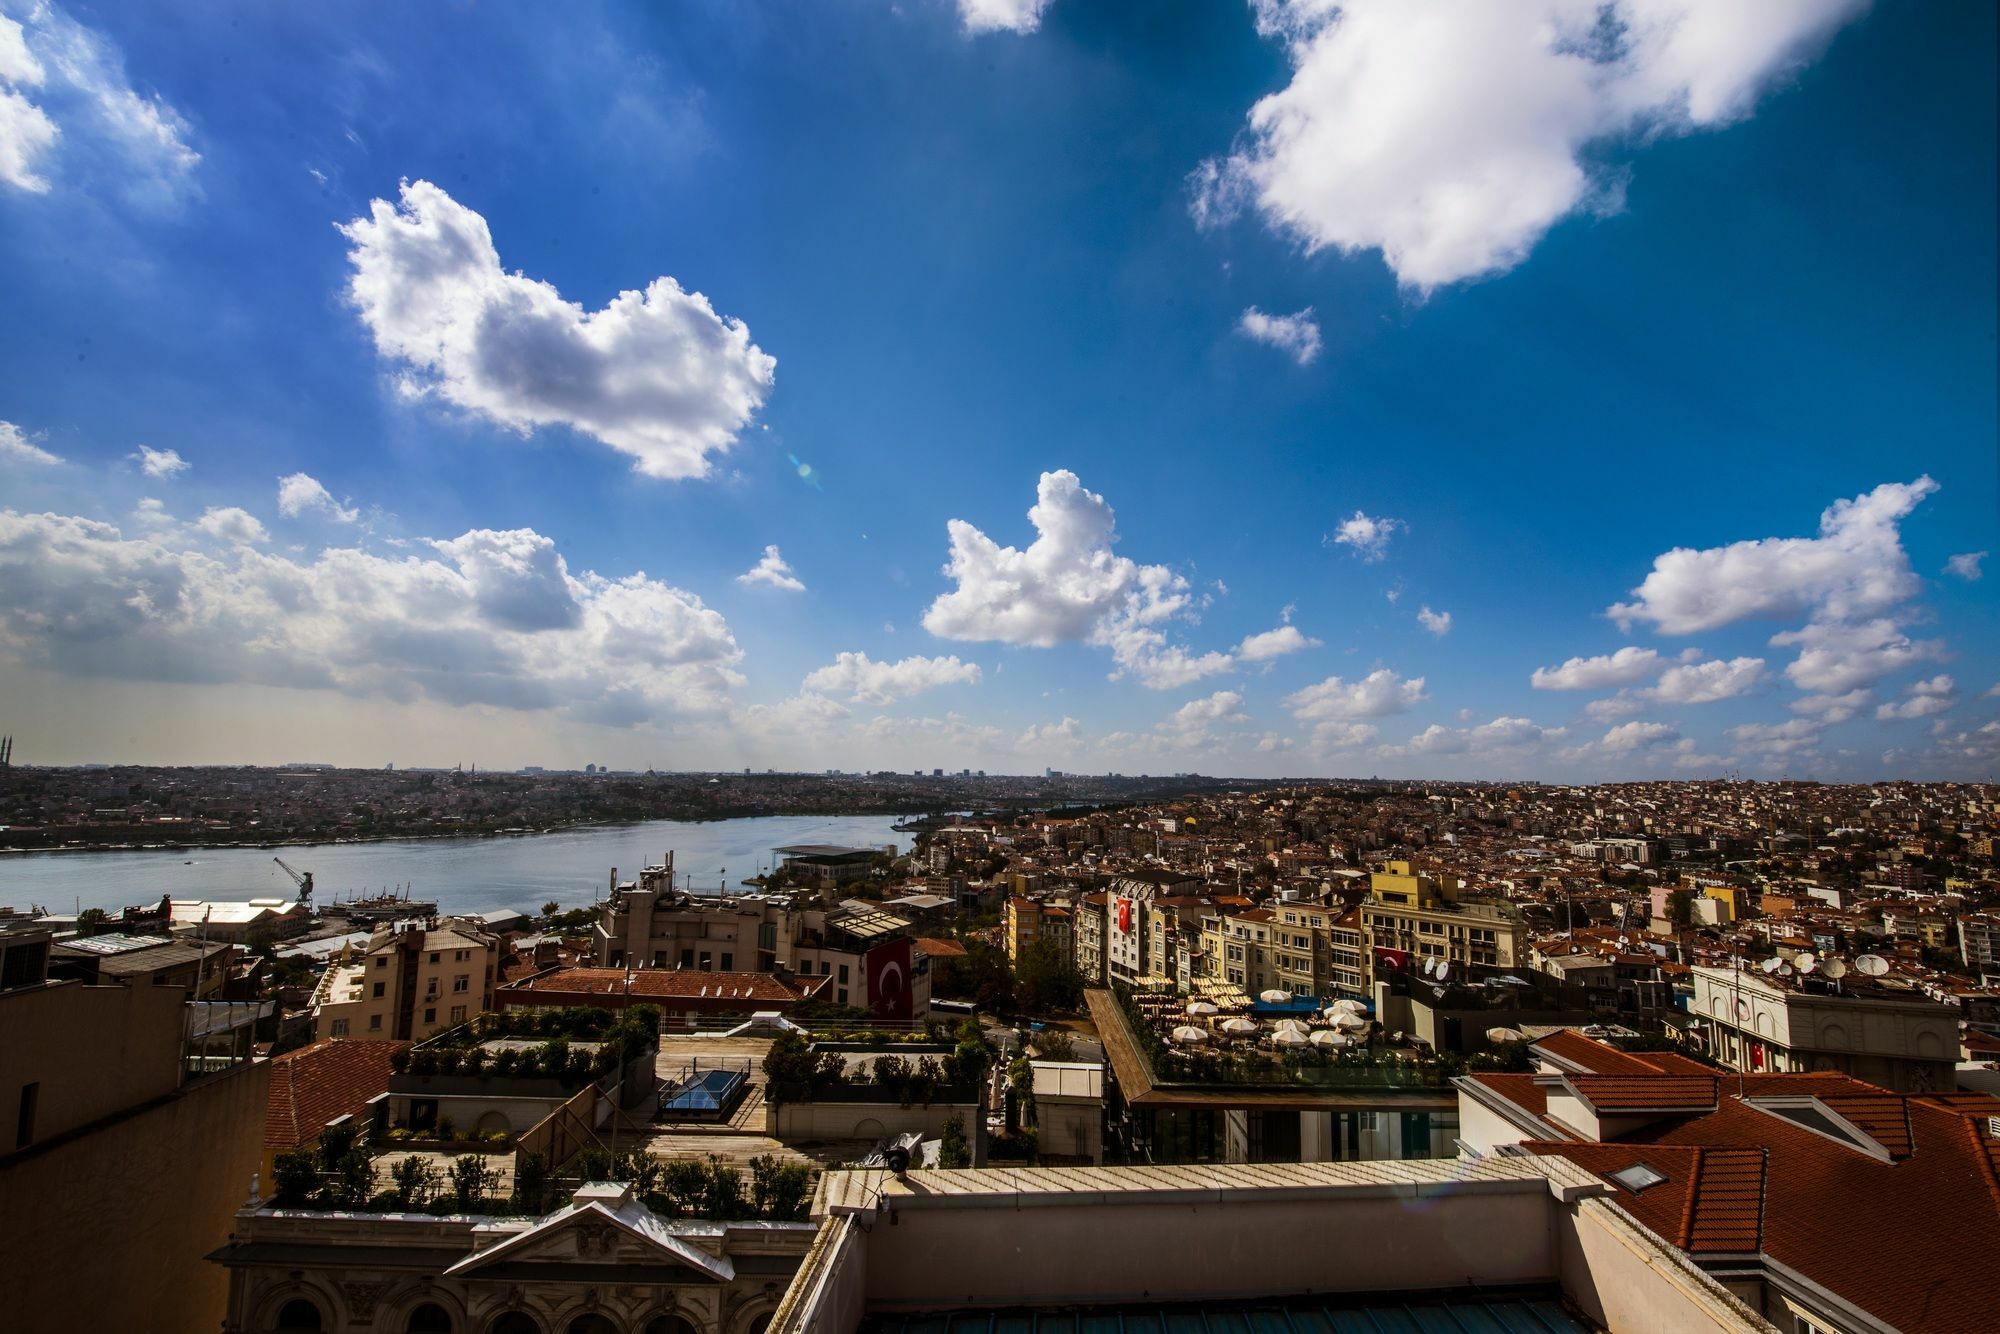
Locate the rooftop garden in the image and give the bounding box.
[760,1019,993,1105]
[389,1004,661,1089]
[1108,985,1527,1090]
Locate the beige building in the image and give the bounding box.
[1360,860,1525,988]
[312,918,499,1042]
[2,919,268,1334]
[1688,963,1959,1092]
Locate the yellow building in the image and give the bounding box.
[1360,861,1524,987]
[311,918,498,1042]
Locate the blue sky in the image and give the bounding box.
[0,0,1993,779]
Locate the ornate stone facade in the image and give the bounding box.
[211,1183,804,1334]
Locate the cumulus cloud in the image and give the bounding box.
[1193,0,1867,290]
[277,473,359,523]
[1285,669,1426,743]
[1611,478,1936,635]
[0,507,743,725]
[1380,715,1560,758]
[0,420,59,465]
[1944,551,1986,581]
[1236,306,1322,365]
[340,180,774,479]
[1600,720,1678,752]
[1166,690,1248,733]
[1728,717,1822,758]
[1236,623,1320,661]
[801,651,982,705]
[1531,646,1665,690]
[0,3,198,204]
[1648,655,1764,704]
[1790,689,1869,724]
[736,544,804,592]
[1416,605,1451,636]
[1015,716,1083,753]
[957,0,1054,35]
[1876,674,1955,722]
[1769,617,1944,696]
[923,470,1229,689]
[1327,510,1402,561]
[193,506,268,546]
[134,445,188,478]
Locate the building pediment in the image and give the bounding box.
[445,1188,734,1285]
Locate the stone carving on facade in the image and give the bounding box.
[339,1278,395,1323]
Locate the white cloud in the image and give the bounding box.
[1600,720,1678,752]
[1611,478,1936,635]
[276,473,359,523]
[1194,0,1867,290]
[1876,674,1955,722]
[1769,617,1944,696]
[134,445,188,478]
[1648,655,1764,704]
[1165,690,1247,733]
[1944,551,1986,581]
[0,507,743,725]
[1327,510,1402,561]
[340,180,774,480]
[1381,715,1560,758]
[1790,689,1869,724]
[1285,669,1427,739]
[1531,646,1664,690]
[1728,717,1822,757]
[1306,721,1379,751]
[1236,623,1320,661]
[0,3,198,205]
[957,0,1054,35]
[1236,306,1322,365]
[736,544,805,592]
[1582,693,1650,723]
[1016,716,1082,753]
[1416,605,1451,636]
[801,651,982,705]
[0,420,59,465]
[193,506,268,546]
[923,470,1228,689]
[1254,733,1294,753]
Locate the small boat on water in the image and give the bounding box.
[328,882,439,924]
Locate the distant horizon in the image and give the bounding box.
[0,3,1992,785]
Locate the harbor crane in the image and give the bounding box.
[272,857,315,909]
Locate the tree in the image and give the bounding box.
[749,1155,814,1220]
[1666,889,1696,929]
[938,1112,971,1168]
[1014,938,1082,1014]
[762,1031,817,1096]
[76,907,109,935]
[541,900,562,919]
[1032,1029,1077,1062]
[450,1153,501,1211]
[390,1154,440,1210]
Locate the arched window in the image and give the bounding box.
[646,1317,700,1334]
[567,1317,617,1334]
[275,1299,325,1333]
[488,1315,543,1334]
[408,1303,454,1333]
[744,1314,772,1334]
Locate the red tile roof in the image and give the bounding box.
[913,936,967,958]
[501,967,814,1002]
[266,1038,407,1153]
[1525,1143,1765,1254]
[1565,1075,1719,1113]
[1531,1028,1674,1075]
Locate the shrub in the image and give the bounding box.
[435,1116,456,1140]
[409,1049,439,1077]
[938,1112,971,1169]
[661,1158,709,1215]
[389,1048,411,1075]
[749,1155,814,1220]
[575,1146,615,1182]
[493,1048,520,1077]
[701,1157,743,1220]
[450,1153,501,1211]
[271,1149,319,1206]
[513,1150,549,1213]
[390,1154,440,1210]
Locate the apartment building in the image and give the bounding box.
[1360,860,1525,989]
[311,918,499,1042]
[1072,892,1107,986]
[1005,895,1071,964]
[1687,963,1959,1092]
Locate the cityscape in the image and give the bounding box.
[1,3,1996,1334]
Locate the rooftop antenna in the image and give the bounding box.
[1821,957,1848,994]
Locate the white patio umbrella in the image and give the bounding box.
[1328,998,1369,1016]
[1219,1017,1259,1037]
[1274,1018,1310,1036]
[1259,989,1292,1004]
[1309,1029,1343,1048]
[1486,1027,1526,1044]
[1186,1001,1219,1017]
[1332,1011,1370,1032]
[1171,1026,1209,1045]
[1272,1027,1309,1047]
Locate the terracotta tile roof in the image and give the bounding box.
[1817,1093,1914,1159]
[912,936,967,958]
[1467,1073,1549,1120]
[1566,1075,1718,1112]
[1531,1028,1672,1075]
[1525,1143,1765,1254]
[266,1038,407,1153]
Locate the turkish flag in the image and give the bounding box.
[1117,898,1133,933]
[1373,946,1409,972]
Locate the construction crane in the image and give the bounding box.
[272,857,315,909]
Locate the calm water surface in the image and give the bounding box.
[2,814,909,917]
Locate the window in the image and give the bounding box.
[699,952,712,971]
[373,982,385,998]
[454,975,469,992]
[645,1317,699,1334]
[567,1317,616,1334]
[375,957,388,968]
[429,952,441,964]
[407,1304,454,1333]
[450,1006,466,1024]
[423,1007,436,1024]
[275,1298,326,1333]
[330,1019,350,1037]
[487,1315,542,1334]
[680,949,694,968]
[720,952,733,971]
[15,1081,37,1149]
[1608,1162,1669,1194]
[838,964,850,984]
[369,1014,382,1031]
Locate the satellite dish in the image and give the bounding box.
[1855,953,1889,977]
[1435,960,1451,982]
[1760,958,1785,974]
[1822,958,1848,980]
[1421,957,1437,977]
[1795,953,1817,974]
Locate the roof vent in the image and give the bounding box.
[1607,1162,1669,1194]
